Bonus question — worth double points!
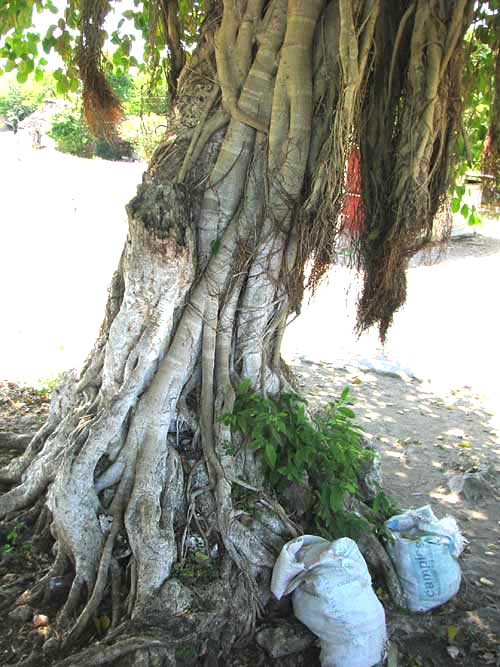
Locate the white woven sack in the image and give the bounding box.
[271,535,386,667]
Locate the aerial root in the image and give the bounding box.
[54,636,171,667]
[63,454,135,644]
[58,575,85,630]
[110,558,121,630]
[0,432,32,451]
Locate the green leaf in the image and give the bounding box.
[56,79,68,94]
[329,486,344,513]
[264,443,277,469]
[451,198,461,214]
[460,203,469,218]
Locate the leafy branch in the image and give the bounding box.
[224,381,378,538]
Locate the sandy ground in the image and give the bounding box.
[0,131,144,383]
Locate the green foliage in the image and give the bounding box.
[449,7,500,222]
[45,68,166,160]
[107,69,170,117]
[223,382,373,538]
[0,84,35,128]
[1,522,31,558]
[48,106,94,157]
[0,0,204,99]
[49,103,135,161]
[450,183,482,227]
[35,373,61,397]
[0,74,51,128]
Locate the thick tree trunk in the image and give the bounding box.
[0,2,473,665]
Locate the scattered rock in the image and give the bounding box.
[256,621,316,658]
[32,613,49,628]
[462,607,500,646]
[447,471,494,501]
[8,604,32,622]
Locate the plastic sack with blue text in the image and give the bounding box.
[385,505,467,612]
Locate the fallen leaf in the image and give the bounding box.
[447,625,459,642]
[376,586,388,600]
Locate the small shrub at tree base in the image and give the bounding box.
[224,382,393,538]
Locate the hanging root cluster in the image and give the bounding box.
[295,0,473,340]
[77,0,122,137]
[355,0,473,339]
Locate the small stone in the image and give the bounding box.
[479,577,494,587]
[447,472,493,501]
[8,604,32,622]
[33,613,49,628]
[447,646,460,659]
[256,621,315,658]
